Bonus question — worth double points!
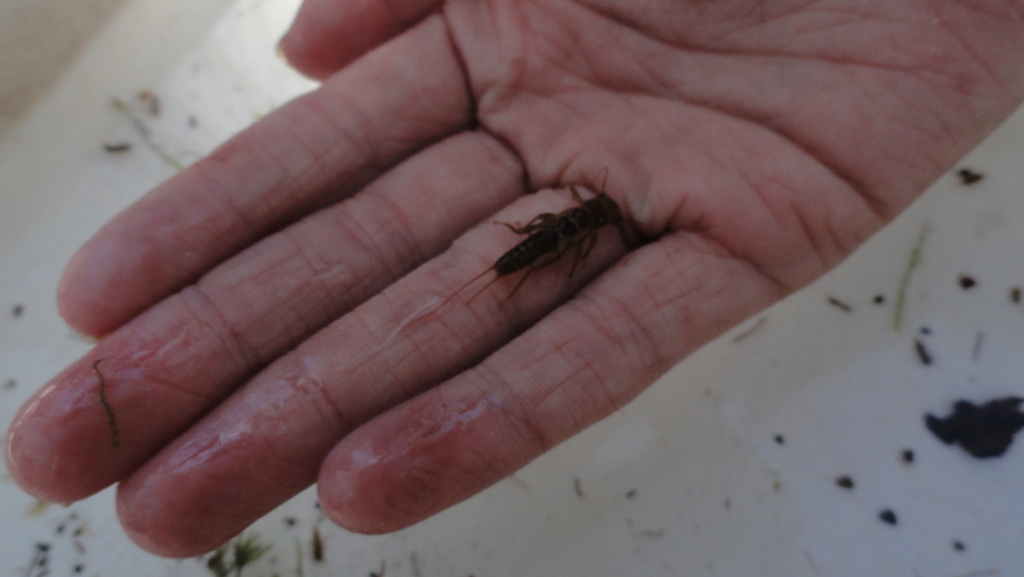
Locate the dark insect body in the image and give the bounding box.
[445,184,623,307]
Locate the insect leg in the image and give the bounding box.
[501,268,535,304]
[496,213,558,235]
[500,246,569,304]
[568,229,599,278]
[569,185,586,207]
[580,229,599,261]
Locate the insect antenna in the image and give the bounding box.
[465,272,507,304]
[435,267,495,312]
[595,167,609,193]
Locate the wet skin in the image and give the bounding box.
[6,0,1024,557]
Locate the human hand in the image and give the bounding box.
[6,0,1024,556]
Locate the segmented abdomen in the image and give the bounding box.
[494,228,560,275]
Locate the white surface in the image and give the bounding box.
[2,1,1024,575]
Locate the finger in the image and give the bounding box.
[114,187,627,557]
[279,0,443,80]
[59,15,471,337]
[5,131,521,505]
[315,231,785,534]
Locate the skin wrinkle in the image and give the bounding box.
[523,330,623,434]
[925,0,1005,90]
[277,227,349,310]
[260,366,349,469]
[364,185,428,265]
[452,0,529,118]
[787,198,831,272]
[438,10,482,125]
[179,284,263,370]
[470,363,555,454]
[19,0,1021,552]
[555,24,964,219]
[570,283,666,385]
[251,115,330,201]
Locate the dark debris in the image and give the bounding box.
[914,339,933,365]
[878,509,898,525]
[826,296,852,312]
[956,168,985,185]
[925,397,1024,458]
[102,142,132,153]
[900,449,915,465]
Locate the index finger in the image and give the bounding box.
[59,15,472,337]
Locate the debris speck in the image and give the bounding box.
[638,529,665,539]
[625,489,637,499]
[27,500,51,515]
[925,397,1024,458]
[1011,287,1022,304]
[914,339,933,365]
[900,449,915,464]
[872,294,886,305]
[4,379,14,390]
[312,526,324,562]
[111,97,184,171]
[835,475,854,489]
[11,304,24,318]
[22,542,52,577]
[972,331,985,361]
[827,296,852,312]
[102,142,132,153]
[878,509,898,525]
[773,434,785,445]
[188,115,199,128]
[952,540,966,552]
[958,274,977,290]
[283,516,297,527]
[956,168,984,185]
[206,533,272,577]
[893,224,929,332]
[573,477,584,498]
[138,89,161,116]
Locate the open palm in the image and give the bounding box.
[7,0,1024,557]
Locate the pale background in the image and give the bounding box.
[2,1,1023,575]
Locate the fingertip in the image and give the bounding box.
[57,246,118,337]
[4,382,103,504]
[116,484,214,558]
[315,439,423,534]
[117,469,241,558]
[278,0,442,80]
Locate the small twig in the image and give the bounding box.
[950,569,999,577]
[92,359,120,450]
[293,537,304,577]
[111,98,184,171]
[914,339,933,366]
[972,331,985,361]
[893,224,929,332]
[827,296,852,312]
